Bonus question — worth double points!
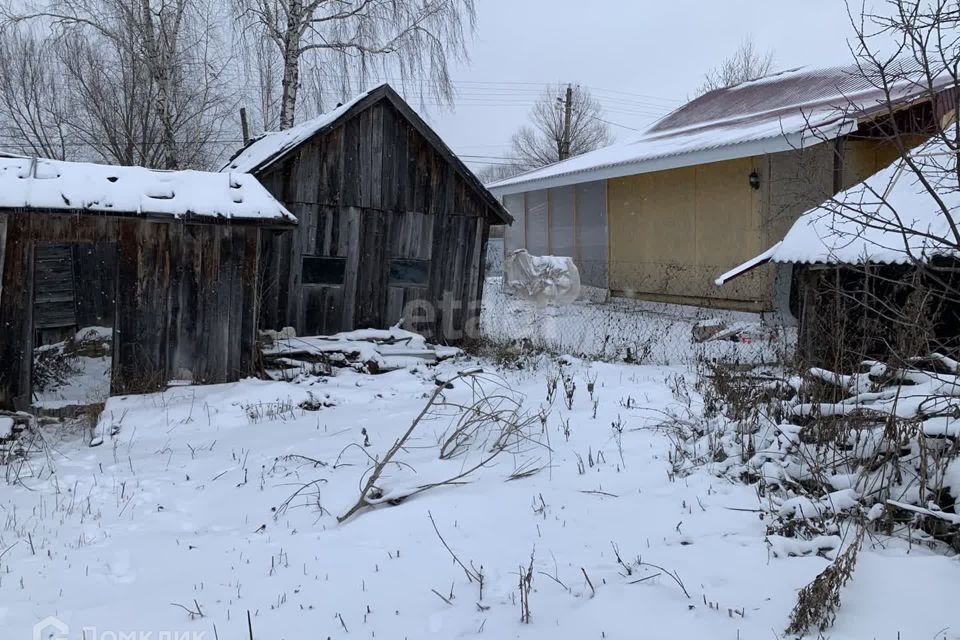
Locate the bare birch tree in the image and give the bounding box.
[1,0,236,169]
[0,25,72,160]
[698,37,775,95]
[233,0,476,130]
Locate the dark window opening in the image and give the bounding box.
[389,259,430,287]
[302,256,346,285]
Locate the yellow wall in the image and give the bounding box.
[607,156,767,308]
[841,136,929,191]
[606,136,923,310]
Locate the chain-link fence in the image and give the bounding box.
[477,273,794,367]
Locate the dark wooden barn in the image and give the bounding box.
[0,157,295,410]
[223,84,512,342]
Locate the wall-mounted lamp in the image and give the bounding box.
[749,171,761,190]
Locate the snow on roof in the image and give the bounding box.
[717,139,960,285]
[769,139,960,265]
[222,86,382,174]
[0,156,296,223]
[490,65,953,195]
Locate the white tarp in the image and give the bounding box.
[503,249,581,306]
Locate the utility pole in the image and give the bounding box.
[239,107,251,146]
[560,84,573,161]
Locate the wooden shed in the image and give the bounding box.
[223,84,512,342]
[0,157,296,410]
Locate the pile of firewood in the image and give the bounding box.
[260,325,461,379]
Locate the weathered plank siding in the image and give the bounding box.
[0,212,263,409]
[256,98,499,342]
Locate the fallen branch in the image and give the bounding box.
[338,371,542,523]
[886,499,960,524]
[428,510,482,583]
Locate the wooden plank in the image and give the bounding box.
[464,217,485,338]
[340,207,361,329]
[368,103,384,211]
[318,127,343,207]
[303,285,343,335]
[381,102,400,212]
[239,225,260,377]
[165,222,186,378]
[386,286,405,326]
[342,113,362,207]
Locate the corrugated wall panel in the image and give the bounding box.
[548,185,575,259]
[574,181,608,289]
[525,190,549,255]
[503,194,525,254]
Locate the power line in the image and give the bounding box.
[587,115,642,133]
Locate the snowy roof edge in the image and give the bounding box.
[221,85,385,174]
[0,157,297,224]
[714,242,782,287]
[488,124,849,196]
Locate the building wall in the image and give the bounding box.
[607,155,768,308]
[0,213,264,410]
[498,135,926,311]
[257,98,495,342]
[501,180,608,289]
[841,135,930,191]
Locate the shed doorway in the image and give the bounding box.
[31,242,117,410]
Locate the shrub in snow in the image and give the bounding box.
[669,355,960,555]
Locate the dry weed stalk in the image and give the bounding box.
[519,550,535,623]
[786,529,864,635]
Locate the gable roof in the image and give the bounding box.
[0,156,295,225]
[222,84,512,225]
[490,65,955,196]
[715,138,960,285]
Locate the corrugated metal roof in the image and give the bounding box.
[490,65,953,195]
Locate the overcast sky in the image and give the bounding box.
[423,0,861,171]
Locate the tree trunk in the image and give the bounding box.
[279,0,304,130]
[140,0,179,169]
[279,46,300,130]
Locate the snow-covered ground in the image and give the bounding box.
[2,353,957,639]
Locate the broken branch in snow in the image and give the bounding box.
[886,499,960,525]
[337,371,544,523]
[580,567,595,598]
[170,600,204,619]
[428,510,483,585]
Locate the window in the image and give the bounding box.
[302,256,346,285]
[389,259,430,287]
